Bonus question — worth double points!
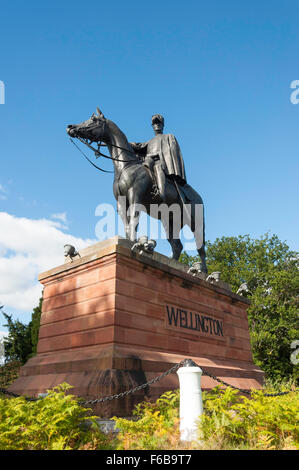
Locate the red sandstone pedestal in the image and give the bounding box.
[8,237,264,417]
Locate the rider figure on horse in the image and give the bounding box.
[130,114,187,202]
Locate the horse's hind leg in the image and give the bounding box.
[171,238,183,260]
[197,243,207,273]
[195,226,208,273]
[191,203,208,273]
[162,215,183,260]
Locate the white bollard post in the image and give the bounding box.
[177,359,203,442]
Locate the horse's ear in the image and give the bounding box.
[96,107,104,119]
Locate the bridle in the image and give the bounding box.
[69,118,142,173]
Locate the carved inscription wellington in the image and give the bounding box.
[166,305,224,337]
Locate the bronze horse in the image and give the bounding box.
[67,108,207,271]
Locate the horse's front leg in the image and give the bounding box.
[117,197,129,239]
[127,189,141,242]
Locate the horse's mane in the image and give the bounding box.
[106,119,131,148]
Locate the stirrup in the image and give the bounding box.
[151,185,164,203]
[151,184,159,196]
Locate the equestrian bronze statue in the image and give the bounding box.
[129,113,186,204]
[67,108,207,272]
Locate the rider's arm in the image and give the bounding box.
[129,141,148,155]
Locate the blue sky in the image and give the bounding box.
[0,0,298,330]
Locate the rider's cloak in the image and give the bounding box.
[135,133,187,183]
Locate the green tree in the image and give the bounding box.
[180,233,299,383]
[0,297,43,365]
[30,297,42,357]
[1,310,32,364]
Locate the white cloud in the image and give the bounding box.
[51,212,68,226]
[0,212,95,313]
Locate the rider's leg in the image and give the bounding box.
[153,161,166,202]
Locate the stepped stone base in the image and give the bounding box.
[8,237,264,417]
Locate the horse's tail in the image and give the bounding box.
[180,183,204,205]
[179,183,205,248]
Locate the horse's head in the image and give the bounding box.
[67,107,106,142]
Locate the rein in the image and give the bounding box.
[69,136,142,174]
[77,134,141,163]
[69,137,114,173]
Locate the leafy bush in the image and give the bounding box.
[112,390,183,450]
[113,386,299,450]
[199,386,299,450]
[0,383,115,450]
[1,383,298,450]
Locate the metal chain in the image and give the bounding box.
[200,368,252,395]
[0,358,296,403]
[0,387,38,401]
[199,368,295,397]
[78,360,187,405]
